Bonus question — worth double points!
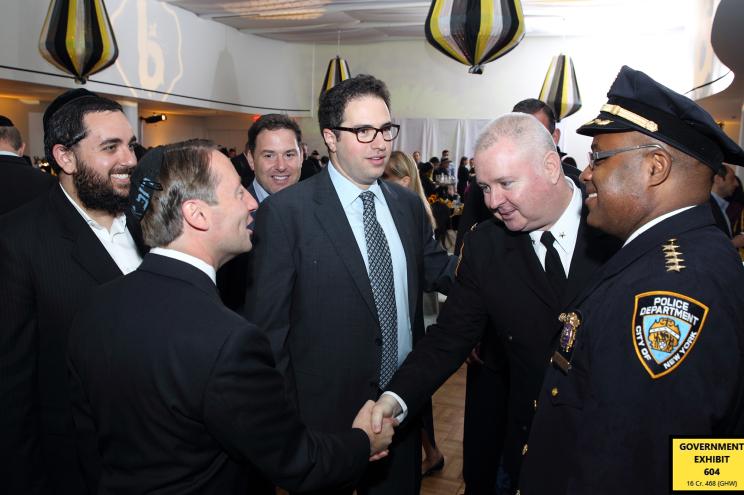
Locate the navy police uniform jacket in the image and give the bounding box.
[520,205,744,494]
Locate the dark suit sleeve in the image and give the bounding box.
[388,231,490,416]
[203,323,369,492]
[0,222,40,491]
[67,347,101,493]
[244,201,295,377]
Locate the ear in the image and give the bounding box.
[181,199,210,232]
[543,150,562,184]
[322,128,338,154]
[17,142,26,157]
[552,128,561,146]
[646,148,673,187]
[400,176,412,188]
[246,151,256,172]
[52,143,77,175]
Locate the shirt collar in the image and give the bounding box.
[252,178,270,203]
[623,206,696,247]
[529,178,582,250]
[0,150,20,157]
[149,247,217,284]
[327,160,384,206]
[59,184,127,233]
[711,191,729,212]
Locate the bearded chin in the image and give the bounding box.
[73,162,130,215]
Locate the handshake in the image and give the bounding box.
[351,395,404,461]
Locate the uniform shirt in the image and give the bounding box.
[624,205,695,246]
[528,178,582,276]
[60,184,142,274]
[327,161,411,367]
[150,247,216,283]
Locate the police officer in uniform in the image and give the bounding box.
[519,66,744,495]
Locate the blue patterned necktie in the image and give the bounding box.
[360,191,398,388]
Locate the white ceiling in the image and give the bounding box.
[161,0,689,44]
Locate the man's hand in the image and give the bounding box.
[352,400,397,461]
[732,233,744,249]
[370,394,402,435]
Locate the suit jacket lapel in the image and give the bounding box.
[50,186,123,284]
[505,231,559,310]
[313,170,379,319]
[380,181,418,323]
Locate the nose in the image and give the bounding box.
[579,165,592,184]
[370,130,387,149]
[123,145,137,165]
[243,186,258,212]
[484,188,505,211]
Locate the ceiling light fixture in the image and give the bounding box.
[142,114,167,124]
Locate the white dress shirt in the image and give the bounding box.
[252,179,270,204]
[327,162,412,367]
[528,178,582,276]
[149,247,217,284]
[60,185,142,274]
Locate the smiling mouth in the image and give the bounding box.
[587,192,597,199]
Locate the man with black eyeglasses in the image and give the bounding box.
[245,74,454,495]
[517,66,744,494]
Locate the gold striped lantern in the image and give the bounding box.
[39,0,119,84]
[539,54,582,122]
[319,55,351,97]
[425,0,525,75]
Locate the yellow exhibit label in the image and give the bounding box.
[671,438,744,492]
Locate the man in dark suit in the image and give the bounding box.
[245,75,453,495]
[231,140,255,188]
[371,112,619,494]
[217,113,303,311]
[0,115,54,215]
[67,139,394,494]
[710,163,737,237]
[0,89,145,495]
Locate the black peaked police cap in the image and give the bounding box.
[577,65,744,172]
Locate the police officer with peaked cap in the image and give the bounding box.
[519,66,744,495]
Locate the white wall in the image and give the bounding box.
[0,0,313,115]
[305,28,697,167]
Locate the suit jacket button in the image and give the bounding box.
[551,387,559,397]
[375,338,382,346]
[522,443,528,455]
[507,334,513,342]
[533,399,538,410]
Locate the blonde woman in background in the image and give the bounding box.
[383,151,445,477]
[384,151,436,229]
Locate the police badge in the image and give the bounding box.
[551,311,582,373]
[632,291,708,379]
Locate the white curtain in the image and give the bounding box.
[394,118,492,173]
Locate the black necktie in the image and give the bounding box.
[360,191,398,388]
[540,231,567,298]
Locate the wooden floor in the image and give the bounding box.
[421,365,467,495]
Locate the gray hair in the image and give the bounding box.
[475,112,557,163]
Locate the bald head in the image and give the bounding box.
[476,113,557,169]
[474,113,571,232]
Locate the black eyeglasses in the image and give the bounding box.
[332,124,400,143]
[587,144,662,170]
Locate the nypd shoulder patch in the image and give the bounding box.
[632,291,708,379]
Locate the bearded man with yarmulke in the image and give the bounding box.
[520,66,744,495]
[0,89,146,494]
